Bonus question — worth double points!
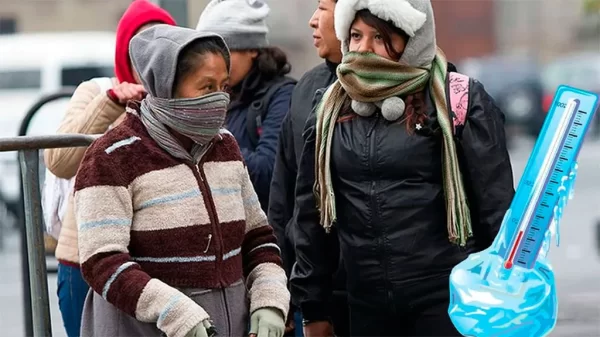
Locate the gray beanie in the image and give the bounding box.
[196,0,270,51]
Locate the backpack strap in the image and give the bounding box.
[246,76,297,148]
[447,72,470,137]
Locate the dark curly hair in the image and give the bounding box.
[253,46,292,80]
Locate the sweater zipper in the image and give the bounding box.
[190,141,226,287]
[192,140,233,333]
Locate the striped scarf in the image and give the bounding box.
[139,92,230,164]
[314,49,473,246]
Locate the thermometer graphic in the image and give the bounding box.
[503,98,579,270]
[448,85,599,337]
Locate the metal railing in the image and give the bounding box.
[3,88,99,336]
[0,134,99,336]
[11,89,76,336]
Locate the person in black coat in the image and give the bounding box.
[267,0,349,336]
[290,1,516,336]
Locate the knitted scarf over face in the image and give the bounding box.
[314,49,473,246]
[139,92,230,164]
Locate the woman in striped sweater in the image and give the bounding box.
[75,25,289,337]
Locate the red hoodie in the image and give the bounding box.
[115,0,176,84]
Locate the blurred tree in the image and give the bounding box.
[583,0,600,14]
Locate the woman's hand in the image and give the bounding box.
[249,308,286,337]
[110,81,146,104]
[185,320,215,337]
[303,321,334,337]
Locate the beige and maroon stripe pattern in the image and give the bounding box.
[74,114,288,337]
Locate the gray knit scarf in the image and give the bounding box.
[139,92,230,163]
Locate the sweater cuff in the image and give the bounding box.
[300,301,330,322]
[106,89,124,106]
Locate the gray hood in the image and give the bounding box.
[334,0,436,67]
[129,24,230,99]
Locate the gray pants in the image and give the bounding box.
[80,280,249,337]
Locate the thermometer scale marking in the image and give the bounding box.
[504,98,580,270]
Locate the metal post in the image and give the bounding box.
[18,150,52,337]
[17,90,75,337]
[20,216,32,337]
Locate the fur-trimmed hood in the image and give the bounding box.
[334,0,436,67]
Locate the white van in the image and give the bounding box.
[0,31,115,223]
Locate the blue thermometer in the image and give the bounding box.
[502,95,592,270]
[448,85,599,337]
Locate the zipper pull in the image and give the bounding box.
[196,165,204,182]
[203,234,212,253]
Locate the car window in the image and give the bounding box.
[542,64,572,92]
[542,58,600,92]
[0,69,42,90]
[61,66,114,87]
[462,60,535,95]
[26,97,70,136]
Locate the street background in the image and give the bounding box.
[0,0,600,336]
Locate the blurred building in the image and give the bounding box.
[432,0,497,61]
[0,0,129,33]
[494,0,599,62]
[0,0,596,74]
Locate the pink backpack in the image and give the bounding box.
[448,72,470,136]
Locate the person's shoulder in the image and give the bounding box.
[75,114,150,190]
[206,128,245,164]
[71,79,102,100]
[262,75,296,95]
[83,113,148,161]
[217,128,236,144]
[270,75,296,94]
[297,63,331,86]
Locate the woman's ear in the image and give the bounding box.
[250,50,259,59]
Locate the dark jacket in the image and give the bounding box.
[290,76,515,321]
[268,61,339,279]
[226,70,295,212]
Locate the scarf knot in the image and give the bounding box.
[315,48,473,246]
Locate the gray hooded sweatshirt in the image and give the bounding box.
[129,24,230,99]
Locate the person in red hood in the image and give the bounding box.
[42,1,175,336]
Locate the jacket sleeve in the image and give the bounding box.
[74,143,208,337]
[267,112,297,279]
[459,79,516,249]
[290,112,340,322]
[240,161,290,319]
[240,83,295,207]
[44,79,124,179]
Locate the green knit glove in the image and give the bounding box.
[249,308,285,337]
[185,320,214,337]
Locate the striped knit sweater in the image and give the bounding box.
[74,112,289,337]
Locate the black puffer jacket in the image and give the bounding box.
[290,76,515,321]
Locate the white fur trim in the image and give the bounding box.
[335,0,427,42]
